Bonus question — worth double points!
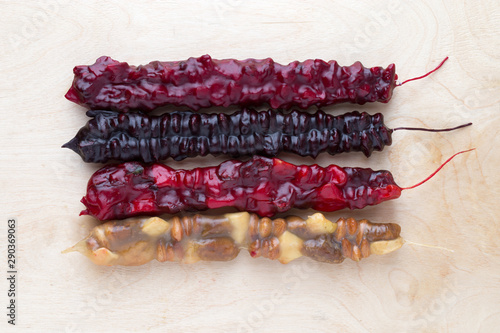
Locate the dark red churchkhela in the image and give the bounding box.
[64,109,393,163]
[64,109,471,163]
[65,55,397,112]
[81,156,402,220]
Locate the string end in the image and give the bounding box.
[402,148,475,190]
[397,56,449,86]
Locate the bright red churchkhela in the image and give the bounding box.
[81,150,471,220]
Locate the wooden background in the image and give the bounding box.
[1,1,499,332]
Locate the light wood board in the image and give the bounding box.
[1,1,499,332]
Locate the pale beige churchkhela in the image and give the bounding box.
[63,213,403,266]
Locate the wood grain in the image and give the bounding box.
[1,0,499,332]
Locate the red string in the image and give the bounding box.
[401,148,475,190]
[397,57,449,86]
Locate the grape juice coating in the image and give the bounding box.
[81,156,401,220]
[64,109,393,163]
[65,55,397,112]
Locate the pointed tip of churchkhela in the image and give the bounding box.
[62,240,87,255]
[61,137,79,153]
[62,239,118,266]
[65,87,80,104]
